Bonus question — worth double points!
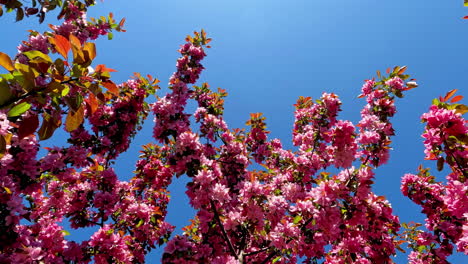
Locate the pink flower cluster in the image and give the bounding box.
[421,105,467,162]
[0,3,171,263]
[156,47,414,263]
[401,98,467,262]
[152,40,207,143]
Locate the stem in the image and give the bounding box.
[210,199,238,260]
[243,247,270,257]
[261,251,278,264]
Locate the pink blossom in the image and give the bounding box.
[385,77,404,91]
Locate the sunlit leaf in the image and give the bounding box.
[0,133,12,155]
[50,34,71,59]
[95,64,117,73]
[8,102,31,117]
[0,52,15,72]
[101,80,119,95]
[293,215,302,224]
[397,65,407,75]
[455,104,468,115]
[65,105,84,132]
[86,93,98,115]
[22,50,52,63]
[83,42,96,62]
[38,113,61,140]
[69,34,82,48]
[442,89,457,102]
[450,95,463,103]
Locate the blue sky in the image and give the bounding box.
[1,0,467,262]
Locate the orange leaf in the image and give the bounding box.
[386,67,391,74]
[83,42,96,62]
[450,95,463,103]
[119,18,126,28]
[69,34,82,48]
[86,93,99,115]
[95,64,117,73]
[101,80,119,95]
[442,89,457,102]
[397,66,407,75]
[0,52,14,71]
[65,105,84,132]
[51,35,71,59]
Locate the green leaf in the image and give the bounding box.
[136,219,144,228]
[61,230,71,236]
[0,79,12,106]
[272,256,281,263]
[22,50,52,63]
[293,215,302,224]
[417,245,426,253]
[8,102,31,117]
[107,32,113,40]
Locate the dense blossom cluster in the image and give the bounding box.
[156,40,417,263]
[0,2,170,263]
[401,94,467,263]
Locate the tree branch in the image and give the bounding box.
[210,199,238,260]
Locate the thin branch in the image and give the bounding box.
[210,199,238,260]
[243,247,270,257]
[260,250,278,264]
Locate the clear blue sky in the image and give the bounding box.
[1,0,467,263]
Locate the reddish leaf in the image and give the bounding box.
[18,114,39,139]
[95,64,117,73]
[397,66,407,75]
[450,95,463,103]
[51,35,71,59]
[442,89,457,102]
[101,80,119,96]
[119,18,126,28]
[86,93,99,115]
[464,16,468,19]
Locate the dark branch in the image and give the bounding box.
[210,199,238,260]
